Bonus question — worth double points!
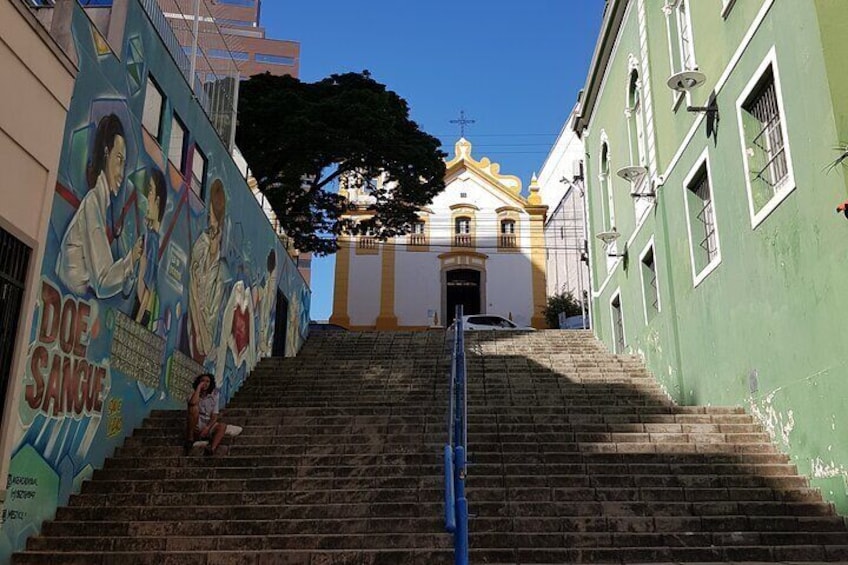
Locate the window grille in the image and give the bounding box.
[642,248,659,314]
[0,228,30,429]
[745,69,788,192]
[677,1,695,70]
[690,171,718,263]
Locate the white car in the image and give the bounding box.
[453,314,535,331]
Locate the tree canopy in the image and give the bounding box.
[236,71,447,255]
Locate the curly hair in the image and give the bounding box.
[192,373,216,394]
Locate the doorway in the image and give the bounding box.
[272,290,288,357]
[0,228,30,427]
[445,269,481,326]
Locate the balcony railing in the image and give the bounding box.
[498,234,517,249]
[409,233,427,246]
[358,236,377,250]
[454,234,473,248]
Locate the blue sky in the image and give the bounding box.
[259,1,606,320]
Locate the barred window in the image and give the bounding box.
[741,66,791,214]
[685,159,721,283]
[641,246,659,321]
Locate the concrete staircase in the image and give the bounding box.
[14,329,848,564]
[14,331,454,564]
[463,330,848,563]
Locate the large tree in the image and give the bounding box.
[236,71,446,255]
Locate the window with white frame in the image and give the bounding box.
[737,53,794,225]
[599,142,614,231]
[627,70,648,170]
[640,244,660,321]
[685,159,720,278]
[142,76,165,141]
[665,0,697,76]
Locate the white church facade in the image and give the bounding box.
[330,139,548,330]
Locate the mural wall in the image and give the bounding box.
[0,3,310,558]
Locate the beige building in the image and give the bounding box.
[0,0,77,519]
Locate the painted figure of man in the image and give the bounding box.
[134,166,167,327]
[57,113,142,298]
[187,179,226,363]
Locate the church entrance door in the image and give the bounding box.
[446,269,481,326]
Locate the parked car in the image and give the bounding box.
[452,314,535,331]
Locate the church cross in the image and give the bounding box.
[450,110,476,138]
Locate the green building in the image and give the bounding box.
[575,0,848,512]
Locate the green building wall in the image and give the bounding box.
[580,0,848,513]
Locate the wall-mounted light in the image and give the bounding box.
[667,70,706,93]
[595,229,627,259]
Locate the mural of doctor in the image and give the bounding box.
[187,179,226,364]
[56,113,142,298]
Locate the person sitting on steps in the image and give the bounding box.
[185,373,226,456]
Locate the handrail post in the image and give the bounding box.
[454,445,469,565]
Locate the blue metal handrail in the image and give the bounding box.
[444,305,469,565]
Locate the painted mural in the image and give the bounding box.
[0,3,310,559]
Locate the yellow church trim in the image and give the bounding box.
[449,203,480,211]
[375,239,399,329]
[444,138,531,209]
[329,236,351,328]
[526,205,548,328]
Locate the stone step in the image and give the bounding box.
[80,473,809,495]
[69,487,445,508]
[468,500,837,518]
[82,476,444,494]
[28,533,453,552]
[13,549,454,565]
[463,486,823,503]
[43,516,445,537]
[56,502,446,522]
[467,544,848,563]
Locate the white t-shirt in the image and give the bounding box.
[196,390,219,431]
